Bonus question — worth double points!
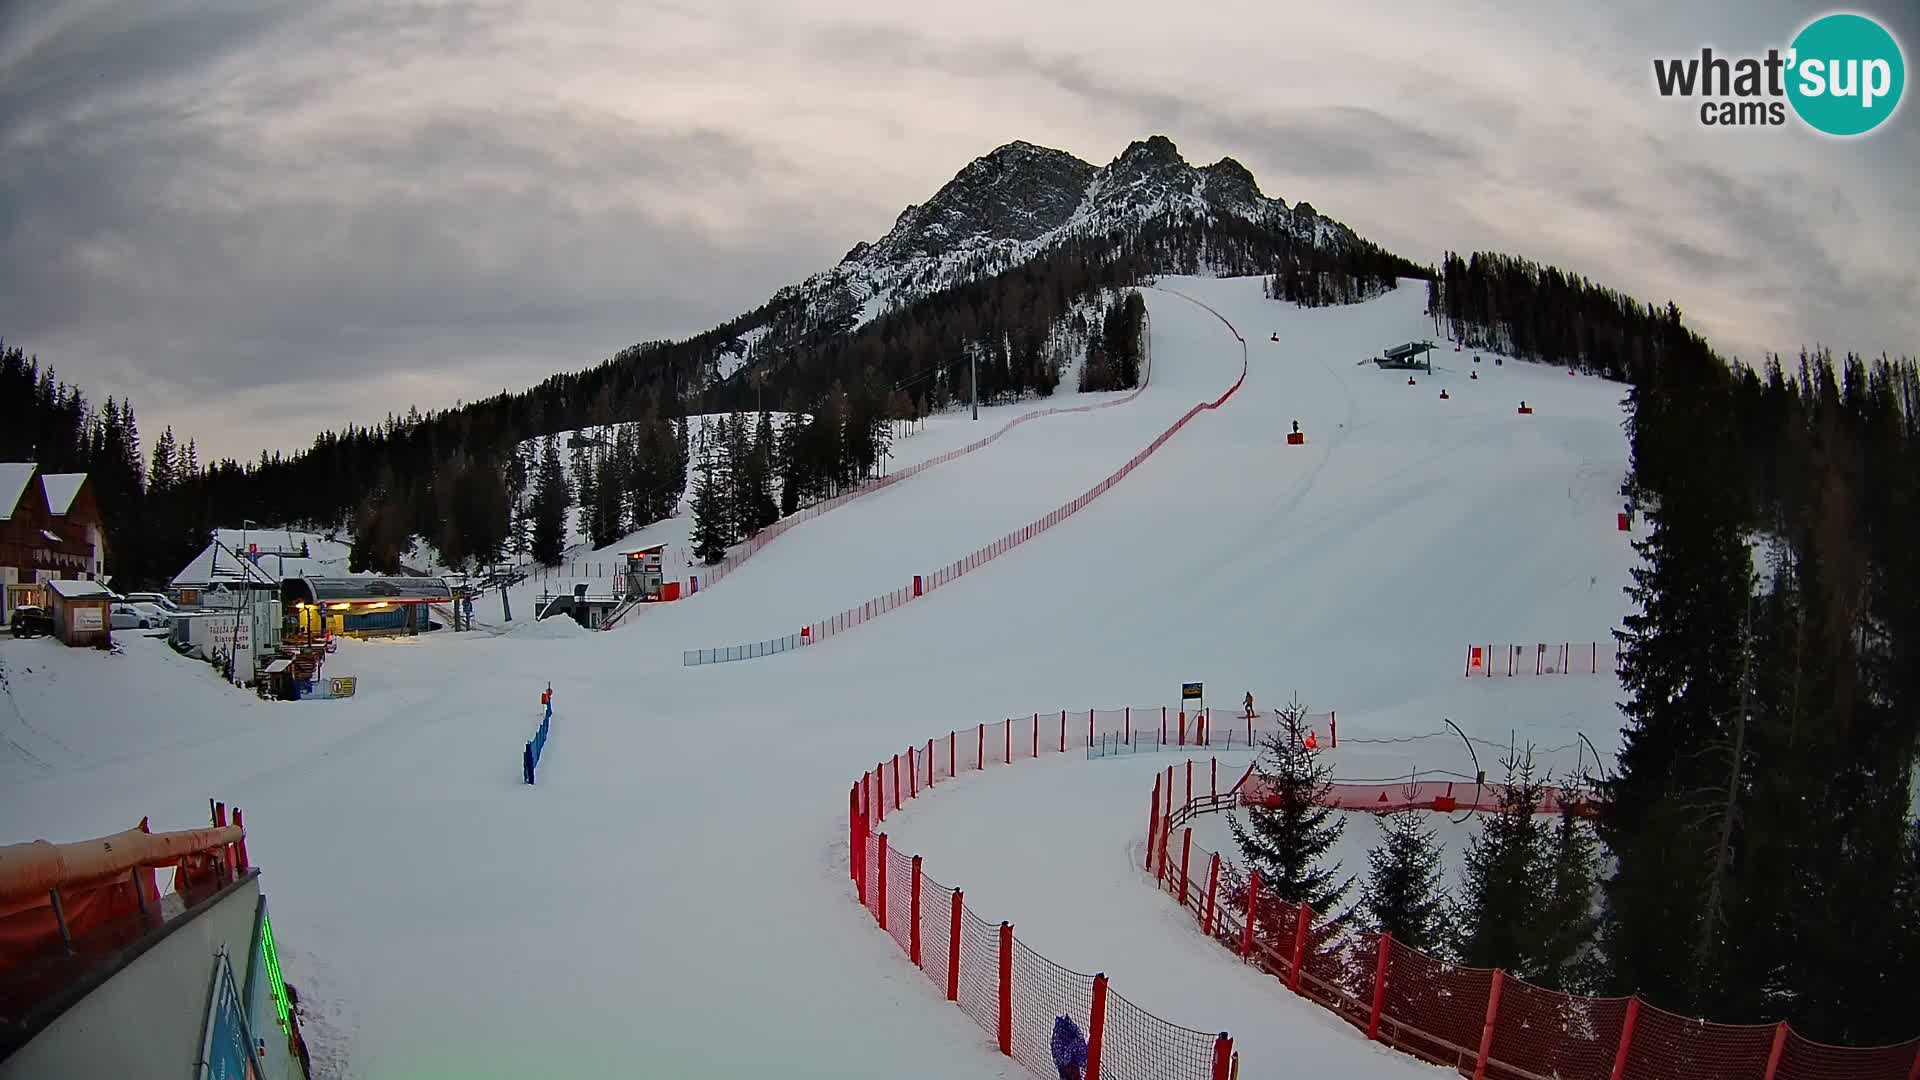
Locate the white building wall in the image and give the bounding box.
[0,877,271,1080]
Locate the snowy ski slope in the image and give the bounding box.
[0,275,1638,1079]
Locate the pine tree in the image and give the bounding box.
[1454,749,1549,974]
[529,435,570,566]
[1360,806,1450,952]
[688,452,729,565]
[1228,697,1352,922]
[1532,800,1602,992]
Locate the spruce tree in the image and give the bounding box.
[688,452,729,565]
[1454,749,1548,974]
[529,435,570,566]
[1531,800,1601,992]
[1228,698,1352,922]
[1360,805,1450,953]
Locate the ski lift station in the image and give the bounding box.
[1374,340,1436,371]
[282,576,451,639]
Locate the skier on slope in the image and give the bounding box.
[1052,1016,1089,1080]
[1243,691,1256,719]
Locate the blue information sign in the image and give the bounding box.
[202,950,259,1080]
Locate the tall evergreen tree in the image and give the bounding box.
[529,435,571,566]
[1532,800,1602,992]
[1454,750,1548,975]
[1228,698,1352,921]
[688,451,730,565]
[1359,806,1450,953]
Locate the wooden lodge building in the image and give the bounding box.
[0,464,106,623]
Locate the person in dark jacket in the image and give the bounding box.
[1052,1015,1088,1080]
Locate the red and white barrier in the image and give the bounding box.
[1464,641,1619,677]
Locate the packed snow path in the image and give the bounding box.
[0,276,1636,1079]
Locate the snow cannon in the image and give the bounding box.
[1518,401,1534,415]
[1407,375,1417,385]
[1269,332,1279,342]
[1439,388,1450,400]
[1471,370,1479,380]
[1286,420,1305,446]
[1473,355,1481,363]
[1569,369,1578,376]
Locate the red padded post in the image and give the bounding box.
[1203,853,1221,935]
[908,746,917,799]
[1186,759,1193,806]
[1124,707,1131,743]
[1609,997,1641,1080]
[1179,828,1193,908]
[1060,709,1066,753]
[977,723,984,769]
[950,730,957,778]
[1212,757,1218,799]
[1161,706,1167,745]
[1241,873,1260,957]
[1289,903,1311,991]
[1330,710,1337,748]
[892,755,901,811]
[1032,713,1038,759]
[231,808,250,871]
[1367,933,1391,1041]
[877,834,890,929]
[1179,710,1187,746]
[1211,1034,1233,1080]
[909,855,923,967]
[947,888,964,1001]
[1087,973,1109,1080]
[1473,969,1505,1080]
[1762,1023,1788,1080]
[1147,776,1161,874]
[997,922,1014,1057]
[1005,719,1011,764]
[1087,709,1094,749]
[925,739,934,788]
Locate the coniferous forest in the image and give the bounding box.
[1238,254,1919,1047]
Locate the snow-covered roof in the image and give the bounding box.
[47,578,110,600]
[171,541,280,589]
[39,473,87,515]
[0,463,35,520]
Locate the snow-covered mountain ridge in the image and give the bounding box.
[708,135,1364,385]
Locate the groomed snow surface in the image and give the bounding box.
[0,275,1637,1079]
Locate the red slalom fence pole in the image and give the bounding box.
[1473,970,1505,1080]
[1330,710,1337,748]
[1211,1034,1233,1080]
[949,730,957,778]
[1367,934,1391,1041]
[977,723,984,769]
[1211,757,1218,799]
[1161,706,1167,745]
[997,922,1014,1057]
[908,746,918,798]
[1124,707,1131,744]
[947,889,964,1001]
[1005,719,1012,764]
[876,764,886,823]
[910,855,923,967]
[1608,997,1640,1080]
[892,754,902,811]
[1032,713,1039,759]
[1186,758,1193,806]
[1087,973,1109,1080]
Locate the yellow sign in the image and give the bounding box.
[328,677,357,698]
[1181,681,1203,700]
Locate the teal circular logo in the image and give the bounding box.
[1787,13,1905,135]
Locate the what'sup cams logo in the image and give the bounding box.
[1653,12,1905,135]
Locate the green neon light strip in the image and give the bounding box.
[260,910,292,1029]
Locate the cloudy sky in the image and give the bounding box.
[1,0,1914,461]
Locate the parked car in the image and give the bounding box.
[9,606,53,638]
[110,602,175,630]
[126,600,177,626]
[124,591,173,607]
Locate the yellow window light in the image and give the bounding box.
[330,602,351,610]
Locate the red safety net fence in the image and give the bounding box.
[690,301,1247,664]
[849,710,1236,1080]
[1145,770,1920,1080]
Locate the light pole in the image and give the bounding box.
[241,520,257,686]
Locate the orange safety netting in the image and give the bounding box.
[852,713,1238,1079]
[1150,779,1920,1080]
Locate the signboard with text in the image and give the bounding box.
[74,607,104,632]
[1181,681,1203,701]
